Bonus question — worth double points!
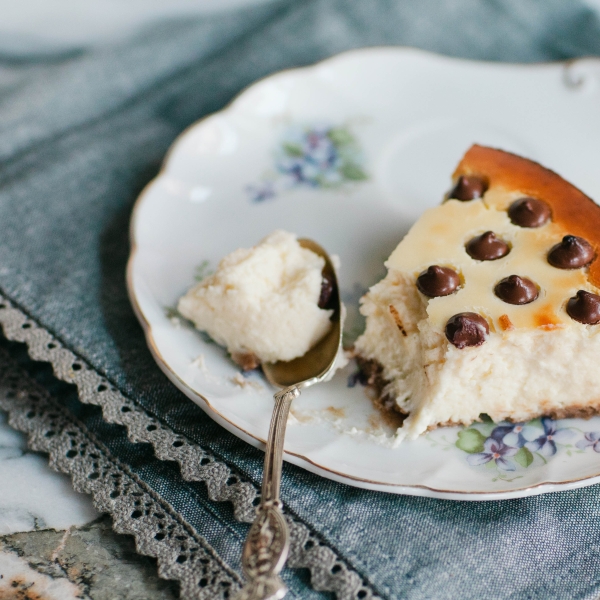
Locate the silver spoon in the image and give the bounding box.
[235,239,343,600]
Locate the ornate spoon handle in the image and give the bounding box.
[235,386,300,600]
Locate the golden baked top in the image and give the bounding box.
[386,145,600,335]
[454,145,600,287]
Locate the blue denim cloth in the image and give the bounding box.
[2,1,600,598]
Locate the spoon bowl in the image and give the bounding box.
[262,238,342,389]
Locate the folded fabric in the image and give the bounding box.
[1,0,600,598]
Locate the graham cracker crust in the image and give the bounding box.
[231,352,261,371]
[354,355,406,429]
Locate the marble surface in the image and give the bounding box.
[0,550,83,599]
[0,410,99,535]
[1,516,178,599]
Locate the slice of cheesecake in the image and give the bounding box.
[355,145,600,442]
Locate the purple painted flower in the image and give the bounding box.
[276,127,343,187]
[524,417,574,456]
[347,370,365,388]
[246,181,276,203]
[490,422,526,447]
[576,431,600,453]
[467,438,518,471]
[246,124,367,201]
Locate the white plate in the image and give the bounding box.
[127,47,600,500]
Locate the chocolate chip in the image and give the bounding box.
[508,197,551,228]
[466,231,510,261]
[447,176,488,201]
[548,235,595,270]
[566,290,600,324]
[494,275,539,305]
[445,313,489,349]
[416,266,460,298]
[318,271,335,309]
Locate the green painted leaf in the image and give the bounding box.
[327,128,354,147]
[194,260,213,281]
[514,447,534,468]
[455,429,486,453]
[314,174,337,189]
[282,142,303,157]
[340,162,368,181]
[476,423,496,438]
[164,305,180,319]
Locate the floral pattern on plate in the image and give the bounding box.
[427,417,600,482]
[246,124,368,202]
